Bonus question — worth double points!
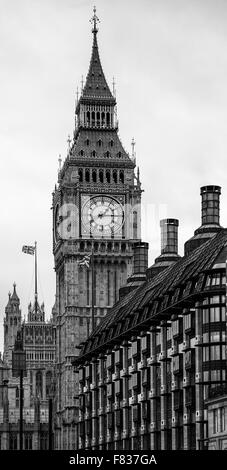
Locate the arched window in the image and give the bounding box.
[80,150,84,156]
[92,150,96,157]
[99,170,104,183]
[107,242,112,252]
[120,171,124,183]
[92,170,97,183]
[94,242,99,252]
[92,111,95,126]
[106,112,110,127]
[36,371,43,398]
[106,151,110,158]
[101,112,105,126]
[46,371,52,398]
[106,170,110,183]
[78,169,83,182]
[86,139,90,146]
[97,112,100,127]
[14,317,17,326]
[86,111,90,127]
[118,151,122,158]
[109,140,114,147]
[97,139,102,147]
[85,169,90,182]
[113,171,117,184]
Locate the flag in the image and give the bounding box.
[78,254,91,268]
[22,245,35,255]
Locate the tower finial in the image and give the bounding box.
[58,154,62,171]
[90,6,100,34]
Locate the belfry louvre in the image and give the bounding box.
[73,187,227,450]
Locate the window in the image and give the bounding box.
[36,371,43,398]
[213,409,218,434]
[109,140,114,147]
[85,169,90,182]
[80,317,83,326]
[185,314,191,330]
[119,171,124,183]
[9,433,17,450]
[86,139,90,146]
[97,139,102,147]
[210,307,220,322]
[78,169,83,182]
[221,407,226,432]
[46,371,52,398]
[24,433,33,450]
[40,432,48,450]
[16,387,19,408]
[106,170,110,183]
[99,170,103,183]
[113,171,117,183]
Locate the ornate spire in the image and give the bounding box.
[90,6,100,34]
[80,7,114,102]
[11,283,19,302]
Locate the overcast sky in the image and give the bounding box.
[1,0,227,352]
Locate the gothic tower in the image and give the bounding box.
[52,10,142,449]
[3,284,22,367]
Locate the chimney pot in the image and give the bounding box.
[200,185,221,226]
[160,218,179,255]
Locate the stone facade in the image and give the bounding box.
[52,15,143,449]
[0,285,56,450]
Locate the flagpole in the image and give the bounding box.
[91,247,95,331]
[35,241,38,315]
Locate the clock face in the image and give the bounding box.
[82,195,124,238]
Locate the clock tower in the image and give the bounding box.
[52,9,142,449]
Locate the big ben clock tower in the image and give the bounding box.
[53,9,142,449]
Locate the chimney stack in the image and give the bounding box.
[119,242,149,298]
[184,185,222,256]
[147,219,180,280]
[160,218,179,255]
[200,185,221,227]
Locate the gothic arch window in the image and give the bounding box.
[101,112,105,126]
[80,150,84,156]
[106,170,110,183]
[120,261,126,273]
[121,243,126,252]
[46,371,52,398]
[36,371,43,398]
[99,170,104,183]
[78,169,83,182]
[92,150,96,157]
[118,151,122,158]
[86,112,90,126]
[106,112,110,127]
[16,387,19,408]
[106,151,110,158]
[113,171,117,184]
[97,112,100,126]
[14,317,17,326]
[133,211,138,239]
[97,139,102,147]
[80,242,84,251]
[109,140,114,147]
[86,139,90,146]
[92,111,95,126]
[107,242,112,252]
[94,242,99,252]
[120,171,124,183]
[85,169,90,182]
[115,243,119,252]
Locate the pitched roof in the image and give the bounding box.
[81,30,115,103]
[76,229,227,362]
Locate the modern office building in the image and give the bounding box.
[74,185,227,450]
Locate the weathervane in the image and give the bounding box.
[90,6,100,33]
